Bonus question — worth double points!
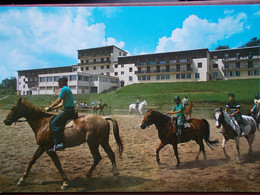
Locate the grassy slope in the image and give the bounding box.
[0,79,259,109]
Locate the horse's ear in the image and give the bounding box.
[17,97,22,105]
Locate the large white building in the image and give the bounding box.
[17,45,260,95]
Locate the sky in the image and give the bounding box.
[0,4,260,82]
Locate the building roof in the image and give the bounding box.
[77,45,127,54]
[17,66,73,73]
[209,46,260,59]
[118,48,209,64]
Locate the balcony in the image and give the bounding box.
[135,67,193,75]
[222,64,260,71]
[79,60,111,65]
[222,55,260,62]
[135,59,191,67]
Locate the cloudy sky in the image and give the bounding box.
[0,4,259,82]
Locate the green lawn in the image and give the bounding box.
[0,79,259,110]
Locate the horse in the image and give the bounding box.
[3,98,123,190]
[248,105,259,129]
[214,107,256,160]
[92,103,108,115]
[184,101,194,119]
[129,100,147,115]
[140,109,218,167]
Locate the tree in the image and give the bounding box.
[0,77,17,93]
[241,37,260,47]
[215,45,230,50]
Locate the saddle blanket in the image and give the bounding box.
[184,122,191,128]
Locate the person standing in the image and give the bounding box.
[45,77,76,151]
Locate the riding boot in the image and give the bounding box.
[240,124,245,136]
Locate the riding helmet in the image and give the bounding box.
[255,94,259,99]
[174,96,181,101]
[228,93,235,98]
[58,77,68,85]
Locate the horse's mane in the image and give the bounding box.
[21,99,54,118]
[218,108,237,130]
[149,109,171,122]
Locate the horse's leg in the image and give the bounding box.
[156,142,166,166]
[235,137,241,159]
[222,138,230,160]
[172,143,180,167]
[246,133,255,154]
[46,151,69,190]
[86,143,101,178]
[17,146,45,186]
[101,139,118,177]
[195,138,206,160]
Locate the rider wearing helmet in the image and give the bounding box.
[168,95,186,137]
[45,76,76,151]
[225,93,245,136]
[136,97,141,109]
[252,94,259,115]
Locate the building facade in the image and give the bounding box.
[17,45,260,95]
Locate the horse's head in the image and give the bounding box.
[4,98,25,126]
[143,100,147,106]
[214,107,225,128]
[140,109,155,129]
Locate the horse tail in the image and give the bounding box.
[105,117,124,157]
[202,119,219,150]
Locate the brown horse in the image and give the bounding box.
[184,101,194,119]
[3,98,123,189]
[92,103,108,115]
[140,109,218,167]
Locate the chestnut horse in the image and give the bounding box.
[4,98,123,189]
[184,101,194,119]
[92,103,108,115]
[140,109,218,167]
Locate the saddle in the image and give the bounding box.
[49,112,82,129]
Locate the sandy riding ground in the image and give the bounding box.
[0,110,260,192]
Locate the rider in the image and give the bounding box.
[97,99,102,108]
[182,96,189,110]
[252,94,259,116]
[45,77,76,151]
[136,97,141,109]
[225,93,245,136]
[168,96,186,137]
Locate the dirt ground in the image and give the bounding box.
[0,109,260,192]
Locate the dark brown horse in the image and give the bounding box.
[140,109,218,167]
[184,101,194,119]
[3,98,123,189]
[92,103,108,115]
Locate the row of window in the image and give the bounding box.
[137,73,200,81]
[224,70,260,77]
[80,57,110,64]
[138,59,192,66]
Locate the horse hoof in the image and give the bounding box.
[61,182,69,190]
[17,179,25,186]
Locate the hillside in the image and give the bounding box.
[0,79,259,110]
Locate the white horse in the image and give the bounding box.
[214,107,257,159]
[129,100,147,115]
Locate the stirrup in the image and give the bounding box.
[48,144,65,152]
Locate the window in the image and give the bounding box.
[225,54,229,60]
[85,67,89,71]
[129,76,133,81]
[115,72,118,76]
[40,77,46,82]
[248,61,253,68]
[156,75,160,80]
[236,62,240,68]
[121,64,124,68]
[198,63,202,68]
[93,66,96,70]
[161,75,165,80]
[119,52,121,56]
[101,66,104,69]
[115,64,118,68]
[224,63,229,69]
[236,71,240,77]
[166,75,170,80]
[159,60,166,64]
[195,73,200,79]
[213,72,218,78]
[70,75,76,81]
[107,57,110,61]
[225,72,230,77]
[176,74,180,79]
[54,76,60,81]
[129,67,133,72]
[150,61,157,65]
[213,64,218,68]
[181,74,186,79]
[83,76,89,81]
[248,52,253,59]
[147,75,151,80]
[81,67,84,71]
[180,59,187,63]
[236,53,240,60]
[121,71,124,75]
[106,65,110,69]
[187,73,191,79]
